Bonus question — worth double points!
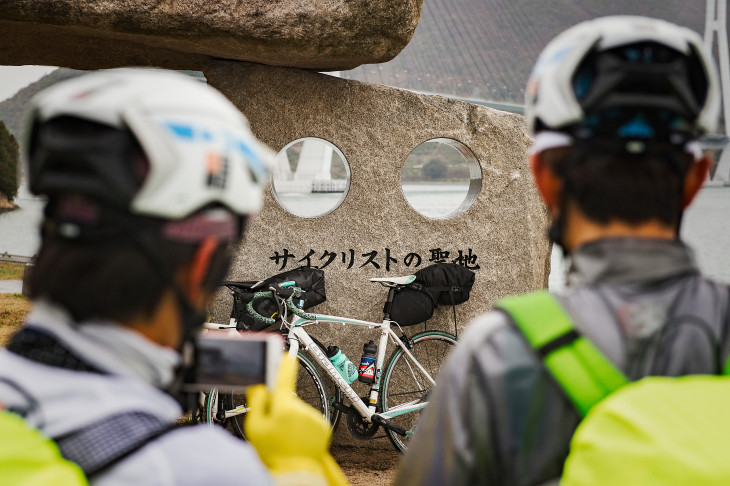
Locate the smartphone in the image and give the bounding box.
[185,331,284,392]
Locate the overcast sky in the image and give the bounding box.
[0,65,57,102]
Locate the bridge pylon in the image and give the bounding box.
[705,0,730,183]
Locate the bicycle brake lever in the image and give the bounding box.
[293,288,306,308]
[271,285,295,299]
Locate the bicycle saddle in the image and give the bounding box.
[369,275,416,286]
[221,280,261,292]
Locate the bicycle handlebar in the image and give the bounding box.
[245,286,318,325]
[246,291,278,326]
[285,291,318,320]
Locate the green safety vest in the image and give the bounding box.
[0,410,87,486]
[498,290,730,486]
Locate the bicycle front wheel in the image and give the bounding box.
[210,351,332,440]
[203,387,246,436]
[380,331,457,452]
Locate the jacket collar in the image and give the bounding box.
[23,301,180,389]
[567,237,700,287]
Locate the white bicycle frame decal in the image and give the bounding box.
[202,305,439,424]
[288,314,436,421]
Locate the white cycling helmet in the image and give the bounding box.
[525,16,720,143]
[26,68,272,223]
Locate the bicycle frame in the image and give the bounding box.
[286,313,435,423]
[204,283,445,437]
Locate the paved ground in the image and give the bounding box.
[0,280,22,294]
[332,445,401,485]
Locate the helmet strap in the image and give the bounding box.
[548,147,589,255]
[548,207,567,253]
[667,150,690,240]
[110,225,210,410]
[165,284,208,411]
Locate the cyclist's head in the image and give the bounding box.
[25,69,271,342]
[524,16,719,244]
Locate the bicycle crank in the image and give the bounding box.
[346,405,380,439]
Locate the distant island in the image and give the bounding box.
[0,193,18,210]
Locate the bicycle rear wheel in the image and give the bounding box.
[380,331,457,452]
[204,351,333,439]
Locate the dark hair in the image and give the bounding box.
[28,235,233,323]
[542,146,693,226]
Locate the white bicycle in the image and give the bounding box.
[202,275,457,452]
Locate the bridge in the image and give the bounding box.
[272,138,347,193]
[705,0,730,184]
[462,1,730,186]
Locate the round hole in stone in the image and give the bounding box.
[401,138,482,219]
[272,138,351,218]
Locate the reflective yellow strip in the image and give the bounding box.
[498,291,628,416]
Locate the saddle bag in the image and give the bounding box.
[389,263,475,327]
[227,266,326,331]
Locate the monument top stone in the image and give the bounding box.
[0,0,422,71]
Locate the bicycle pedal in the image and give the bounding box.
[371,414,408,437]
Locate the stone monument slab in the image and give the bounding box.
[204,60,551,366]
[0,0,422,70]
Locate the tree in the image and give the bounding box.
[422,158,447,180]
[0,120,19,201]
[447,163,470,181]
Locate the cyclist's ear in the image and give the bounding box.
[682,153,711,209]
[530,152,562,212]
[185,236,220,306]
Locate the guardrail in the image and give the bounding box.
[0,253,35,264]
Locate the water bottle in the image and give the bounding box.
[327,346,358,384]
[358,340,378,384]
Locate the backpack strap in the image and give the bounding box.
[7,327,183,478]
[723,284,730,375]
[497,290,628,417]
[54,411,180,479]
[7,327,105,375]
[0,378,181,480]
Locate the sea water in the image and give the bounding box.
[2,184,730,286]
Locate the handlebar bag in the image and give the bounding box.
[227,267,326,331]
[389,263,475,327]
[259,266,326,309]
[229,288,277,331]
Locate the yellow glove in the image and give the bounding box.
[246,355,348,486]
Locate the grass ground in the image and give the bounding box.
[0,293,30,345]
[0,262,25,280]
